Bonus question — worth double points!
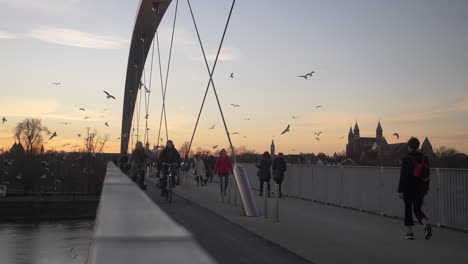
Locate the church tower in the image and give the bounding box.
[376,121,383,140]
[270,139,275,157]
[346,127,354,158]
[353,122,360,139]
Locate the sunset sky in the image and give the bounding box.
[1,0,467,155]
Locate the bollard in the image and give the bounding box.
[227,177,232,205]
[221,179,225,203]
[274,183,279,221]
[263,184,268,219]
[233,176,238,207]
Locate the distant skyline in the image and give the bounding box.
[1,0,468,155]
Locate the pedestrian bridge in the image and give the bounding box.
[87,162,468,264]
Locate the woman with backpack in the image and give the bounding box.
[398,137,432,240]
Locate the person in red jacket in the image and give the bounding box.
[214,149,234,196]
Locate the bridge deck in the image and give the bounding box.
[168,174,468,264]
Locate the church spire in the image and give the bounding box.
[353,122,360,139]
[376,121,383,139]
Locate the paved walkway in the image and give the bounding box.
[170,175,468,264]
[144,177,312,264]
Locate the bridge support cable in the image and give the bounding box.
[140,30,157,147]
[155,32,167,147]
[185,0,259,217]
[156,0,179,146]
[185,0,237,162]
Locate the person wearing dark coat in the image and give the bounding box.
[158,140,181,196]
[272,152,287,198]
[398,137,432,240]
[257,151,272,197]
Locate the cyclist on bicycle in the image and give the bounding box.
[158,140,181,196]
[129,141,149,188]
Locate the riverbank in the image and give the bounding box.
[0,195,99,220]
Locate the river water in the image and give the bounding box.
[0,220,93,264]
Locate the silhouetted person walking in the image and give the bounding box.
[398,137,432,240]
[194,154,206,187]
[273,152,287,198]
[257,152,272,197]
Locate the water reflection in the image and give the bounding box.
[0,220,93,264]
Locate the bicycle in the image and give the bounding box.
[162,163,178,203]
[136,166,146,190]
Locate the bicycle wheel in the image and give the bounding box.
[165,173,170,202]
[168,176,173,203]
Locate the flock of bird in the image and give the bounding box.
[0,84,118,149]
[1,72,404,153]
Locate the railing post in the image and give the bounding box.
[340,166,345,208]
[379,167,385,216]
[436,168,443,227]
[263,184,268,219]
[275,183,280,222]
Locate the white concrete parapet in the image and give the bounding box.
[87,162,216,264]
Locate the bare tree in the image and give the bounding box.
[84,128,109,153]
[178,141,192,157]
[14,118,49,154]
[436,146,459,158]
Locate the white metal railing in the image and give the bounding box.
[241,164,468,231]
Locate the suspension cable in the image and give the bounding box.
[144,28,156,146]
[157,0,179,145]
[185,0,238,162]
[155,32,166,148]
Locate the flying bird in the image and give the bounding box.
[243,136,248,139]
[281,124,290,135]
[209,124,216,130]
[315,105,323,109]
[315,137,320,141]
[393,133,400,139]
[51,82,61,85]
[61,122,71,125]
[104,122,109,127]
[244,118,251,121]
[103,91,116,99]
[79,108,85,111]
[297,75,308,79]
[230,104,240,107]
[49,132,57,140]
[103,109,108,111]
[213,145,218,149]
[314,132,323,136]
[83,117,90,119]
[232,132,240,135]
[291,115,298,120]
[229,73,234,78]
[62,143,70,147]
[306,71,315,77]
[1,117,6,124]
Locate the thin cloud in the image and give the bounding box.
[0,30,21,39]
[29,27,127,49]
[0,0,83,11]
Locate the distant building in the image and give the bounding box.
[346,121,434,165]
[10,142,25,153]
